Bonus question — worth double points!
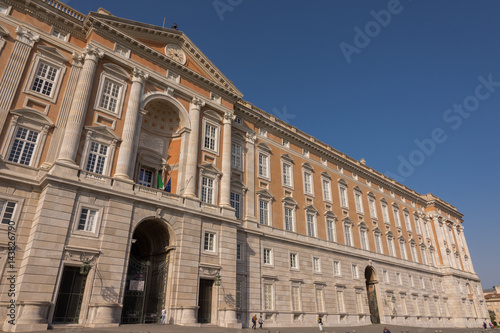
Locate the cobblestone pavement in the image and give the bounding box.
[30,323,495,333]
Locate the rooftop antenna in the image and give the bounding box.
[162,17,166,28]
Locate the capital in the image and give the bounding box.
[72,52,85,67]
[15,26,40,47]
[83,45,105,62]
[132,67,149,83]
[245,131,256,144]
[191,96,205,109]
[224,111,236,123]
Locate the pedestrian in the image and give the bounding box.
[489,323,494,329]
[318,315,323,331]
[251,314,257,329]
[484,322,488,330]
[160,307,166,324]
[258,315,263,329]
[383,327,391,333]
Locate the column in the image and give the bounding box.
[183,97,204,197]
[57,45,103,164]
[244,132,256,221]
[0,26,39,131]
[432,216,449,267]
[42,53,84,168]
[459,226,475,272]
[114,67,148,180]
[219,111,235,207]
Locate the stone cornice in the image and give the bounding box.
[235,101,461,216]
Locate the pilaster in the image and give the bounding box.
[0,26,39,132]
[219,111,235,207]
[244,132,256,221]
[183,97,204,197]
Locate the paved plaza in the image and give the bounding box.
[29,324,494,333]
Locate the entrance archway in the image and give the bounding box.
[365,266,380,324]
[121,220,171,324]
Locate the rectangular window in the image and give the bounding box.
[404,212,412,231]
[356,292,363,313]
[258,153,268,178]
[99,79,121,112]
[339,186,348,208]
[411,244,418,262]
[313,257,321,273]
[204,123,217,151]
[420,277,425,289]
[264,284,273,310]
[201,176,214,204]
[31,62,59,97]
[316,289,325,313]
[282,163,292,186]
[290,253,298,269]
[306,213,315,237]
[369,197,377,218]
[138,168,154,187]
[421,247,428,265]
[0,200,16,224]
[383,270,389,283]
[334,260,341,276]
[77,208,97,232]
[204,232,215,252]
[393,208,401,227]
[236,280,242,308]
[352,264,358,279]
[434,299,441,317]
[415,215,421,235]
[51,28,67,40]
[259,200,269,225]
[355,192,363,213]
[230,192,241,219]
[322,179,331,201]
[401,297,408,315]
[8,127,38,166]
[304,171,313,195]
[236,244,241,260]
[382,202,389,223]
[231,143,242,169]
[409,274,414,287]
[360,229,368,250]
[263,248,272,265]
[291,286,301,311]
[85,141,108,175]
[400,241,407,260]
[284,207,294,231]
[397,272,402,285]
[413,297,420,316]
[388,237,395,256]
[344,224,352,246]
[375,233,382,254]
[337,290,345,313]
[326,219,335,242]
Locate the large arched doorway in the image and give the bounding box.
[365,266,380,324]
[121,220,171,324]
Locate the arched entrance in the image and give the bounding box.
[121,220,171,324]
[365,266,380,324]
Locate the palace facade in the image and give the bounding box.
[0,0,487,331]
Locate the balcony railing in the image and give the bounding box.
[43,0,86,21]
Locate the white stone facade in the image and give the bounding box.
[0,0,487,332]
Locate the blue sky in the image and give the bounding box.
[70,0,500,288]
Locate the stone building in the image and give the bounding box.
[0,0,487,331]
[484,286,500,324]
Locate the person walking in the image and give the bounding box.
[318,315,323,331]
[258,315,263,329]
[383,327,391,333]
[251,314,257,329]
[160,307,166,324]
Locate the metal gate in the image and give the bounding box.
[144,259,169,322]
[367,283,380,324]
[121,257,150,324]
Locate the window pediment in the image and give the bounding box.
[37,45,70,63]
[398,236,406,242]
[302,162,314,171]
[102,63,129,80]
[231,180,247,191]
[386,231,395,238]
[353,185,362,192]
[358,221,368,229]
[257,142,272,153]
[373,227,382,234]
[304,204,318,214]
[84,125,121,141]
[368,191,375,198]
[11,109,54,127]
[324,211,337,219]
[321,171,331,179]
[392,202,399,208]
[281,153,294,163]
[342,217,353,225]
[338,178,348,186]
[199,163,222,176]
[257,189,274,200]
[282,196,298,206]
[204,109,222,122]
[381,198,388,203]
